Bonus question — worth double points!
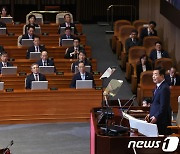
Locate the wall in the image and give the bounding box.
[139,0,180,71]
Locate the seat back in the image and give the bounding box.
[113,20,131,36]
[128,46,146,64]
[140,71,155,87]
[143,36,161,49]
[154,58,173,70]
[133,20,148,30]
[56,12,73,24]
[177,96,180,125]
[118,25,135,41]
[26,13,43,24]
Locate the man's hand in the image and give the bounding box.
[150,116,157,124]
[145,114,150,122]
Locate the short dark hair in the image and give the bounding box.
[28,14,36,21]
[64,13,71,18]
[65,27,72,31]
[34,35,40,40]
[74,37,80,42]
[139,54,147,62]
[154,67,166,76]
[79,50,86,56]
[27,25,35,30]
[78,61,85,67]
[1,51,8,56]
[131,29,138,35]
[155,41,162,46]
[149,21,156,27]
[1,6,8,12]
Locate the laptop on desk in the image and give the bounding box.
[31,81,48,90]
[76,80,93,89]
[0,82,4,90]
[35,27,41,35]
[39,66,55,74]
[60,27,74,35]
[1,66,17,75]
[0,28,6,35]
[21,39,34,47]
[0,17,13,24]
[75,66,91,74]
[29,52,41,60]
[61,39,74,47]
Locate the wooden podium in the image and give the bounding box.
[90,107,180,154]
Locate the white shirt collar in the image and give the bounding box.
[156,79,165,88]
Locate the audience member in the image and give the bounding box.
[64,38,84,59]
[71,51,92,73]
[0,52,13,73]
[26,36,45,59]
[0,6,11,17]
[165,66,180,86]
[70,62,94,88]
[25,14,39,34]
[136,54,152,83]
[140,21,157,41]
[58,13,78,35]
[25,63,46,89]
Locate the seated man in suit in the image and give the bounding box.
[70,62,94,88]
[149,41,169,63]
[57,13,78,35]
[25,63,46,89]
[71,51,92,73]
[125,29,142,54]
[36,51,56,72]
[165,66,180,86]
[26,36,45,59]
[140,21,157,41]
[25,14,39,34]
[19,25,36,45]
[0,52,13,73]
[64,37,84,59]
[59,27,75,46]
[145,67,172,135]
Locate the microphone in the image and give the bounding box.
[119,95,136,109]
[3,140,13,154]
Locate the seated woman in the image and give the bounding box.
[0,6,14,24]
[136,54,152,83]
[24,14,39,34]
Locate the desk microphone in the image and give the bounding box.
[119,95,136,110]
[3,140,13,154]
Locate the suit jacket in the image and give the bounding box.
[125,38,142,53]
[165,74,180,86]
[58,22,78,35]
[0,62,13,73]
[136,62,152,83]
[25,73,46,89]
[149,81,172,135]
[20,33,36,45]
[26,45,46,59]
[70,72,95,88]
[36,59,56,72]
[64,46,85,59]
[60,34,75,46]
[0,45,5,54]
[140,28,157,41]
[149,49,169,62]
[71,59,92,73]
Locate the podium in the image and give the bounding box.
[90,107,180,154]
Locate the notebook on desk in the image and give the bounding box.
[0,28,6,35]
[76,80,93,89]
[31,81,48,90]
[39,66,55,74]
[1,66,17,75]
[75,66,91,74]
[21,39,34,47]
[60,27,74,35]
[0,17,13,24]
[29,52,41,60]
[61,39,74,46]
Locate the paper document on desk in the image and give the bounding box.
[100,67,113,79]
[129,118,158,137]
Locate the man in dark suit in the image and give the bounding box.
[25,63,46,89]
[125,29,142,54]
[64,37,85,59]
[0,52,13,73]
[19,25,36,45]
[140,21,157,41]
[165,66,180,86]
[149,41,169,62]
[70,62,94,88]
[57,13,78,35]
[26,36,46,59]
[145,67,172,135]
[59,27,75,46]
[71,51,92,73]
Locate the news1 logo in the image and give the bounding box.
[128,137,179,153]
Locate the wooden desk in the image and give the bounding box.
[90,107,180,154]
[0,89,101,124]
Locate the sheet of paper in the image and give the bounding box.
[100,67,112,79]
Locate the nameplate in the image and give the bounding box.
[95,86,102,90]
[6,88,13,92]
[56,72,64,75]
[8,58,15,61]
[93,71,100,75]
[42,32,49,36]
[49,57,54,60]
[19,72,27,76]
[50,87,58,90]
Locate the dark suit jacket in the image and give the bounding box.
[70,72,95,88]
[24,24,39,34]
[0,62,13,73]
[165,74,180,86]
[64,46,85,59]
[36,59,56,72]
[125,38,142,53]
[20,33,36,45]
[149,49,169,62]
[136,62,152,83]
[149,81,172,135]
[25,73,46,89]
[58,22,78,35]
[71,59,92,73]
[26,45,46,59]
[140,28,157,41]
[60,34,75,46]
